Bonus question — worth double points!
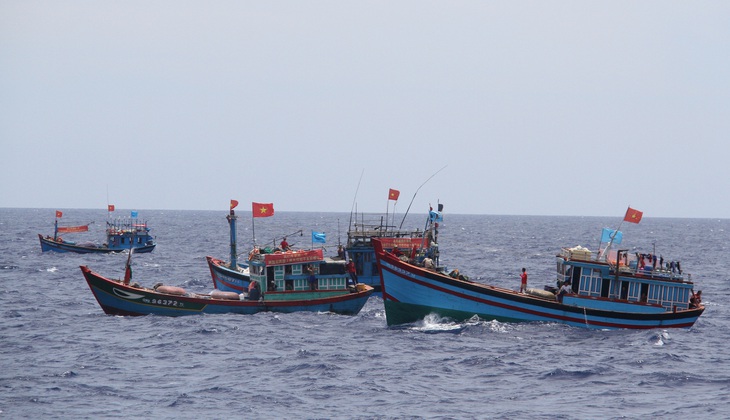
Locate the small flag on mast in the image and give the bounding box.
[312,231,326,244]
[230,199,239,210]
[623,207,643,224]
[108,204,115,212]
[388,188,400,201]
[55,210,63,218]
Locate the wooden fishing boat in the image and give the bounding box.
[207,202,355,297]
[374,209,705,330]
[39,211,156,254]
[80,265,373,317]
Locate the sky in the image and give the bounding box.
[1,1,729,218]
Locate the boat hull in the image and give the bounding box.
[81,266,373,317]
[375,244,704,330]
[206,256,251,292]
[39,234,155,254]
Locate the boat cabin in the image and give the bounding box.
[106,219,155,249]
[248,248,350,292]
[346,221,430,286]
[557,247,695,312]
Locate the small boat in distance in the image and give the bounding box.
[375,208,705,330]
[39,209,156,254]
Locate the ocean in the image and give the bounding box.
[1,208,728,419]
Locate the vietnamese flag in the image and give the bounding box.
[230,199,239,210]
[388,188,400,201]
[108,204,115,212]
[624,207,643,224]
[252,202,274,217]
[55,210,63,218]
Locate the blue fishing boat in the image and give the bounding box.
[374,208,705,330]
[39,210,156,254]
[207,201,359,299]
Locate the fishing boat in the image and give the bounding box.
[39,210,156,254]
[207,202,359,299]
[374,208,705,330]
[81,265,374,317]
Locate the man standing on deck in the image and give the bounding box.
[519,268,528,294]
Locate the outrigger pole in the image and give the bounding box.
[398,165,447,230]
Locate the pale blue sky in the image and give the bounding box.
[2,1,728,218]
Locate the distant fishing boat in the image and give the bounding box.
[203,201,373,314]
[39,209,156,254]
[375,207,705,330]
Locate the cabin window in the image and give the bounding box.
[647,284,661,304]
[120,237,126,245]
[578,268,602,297]
[626,282,641,301]
[292,264,302,275]
[274,266,285,281]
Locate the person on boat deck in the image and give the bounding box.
[557,280,572,303]
[337,245,345,259]
[247,281,261,301]
[391,246,404,258]
[689,290,702,309]
[519,268,528,294]
[307,265,318,290]
[346,260,358,284]
[422,257,435,270]
[280,237,291,251]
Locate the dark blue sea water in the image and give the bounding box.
[1,208,728,419]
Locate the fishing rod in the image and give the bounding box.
[348,169,365,232]
[399,165,447,230]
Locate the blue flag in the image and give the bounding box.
[131,211,138,218]
[601,228,622,244]
[429,211,443,222]
[312,231,326,244]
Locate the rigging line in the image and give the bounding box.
[399,165,447,230]
[348,169,365,233]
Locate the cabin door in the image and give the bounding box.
[600,278,611,298]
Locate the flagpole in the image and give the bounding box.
[385,197,389,234]
[251,213,256,247]
[600,219,625,261]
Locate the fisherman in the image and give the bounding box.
[519,268,528,294]
[280,237,291,251]
[689,290,702,309]
[346,260,358,284]
[557,280,572,303]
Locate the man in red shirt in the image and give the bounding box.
[520,268,528,294]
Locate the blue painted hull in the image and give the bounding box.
[81,266,373,317]
[374,242,704,330]
[206,256,251,293]
[39,234,155,254]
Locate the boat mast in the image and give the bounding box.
[228,208,238,268]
